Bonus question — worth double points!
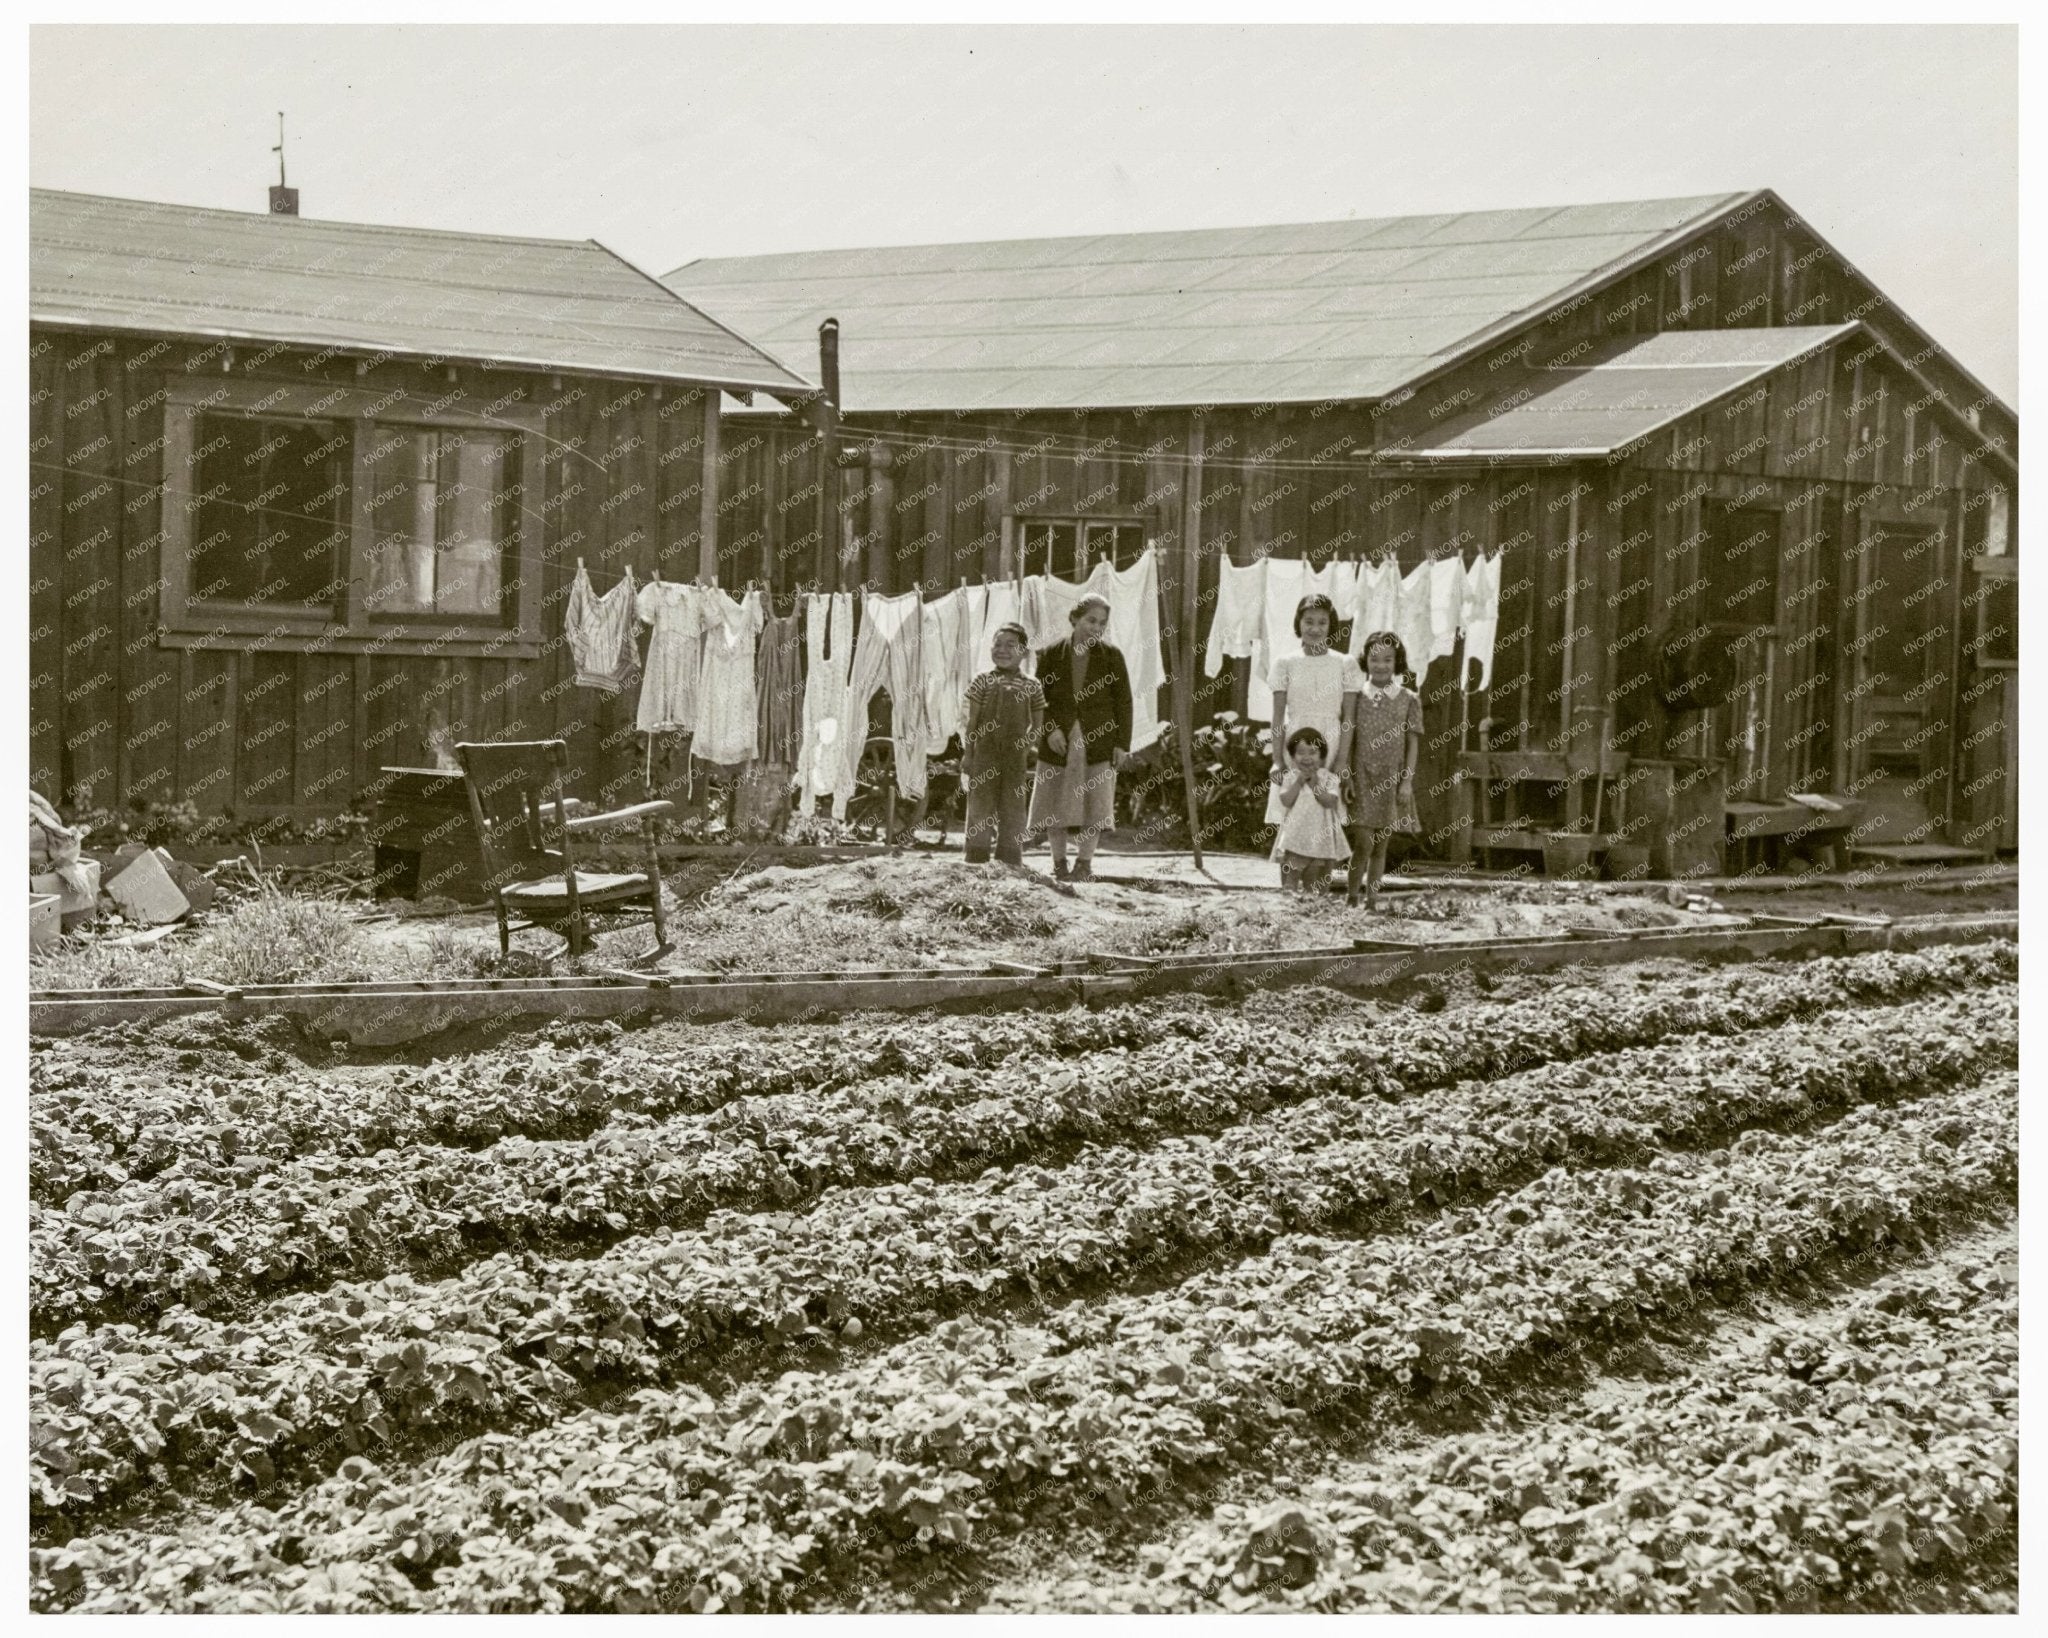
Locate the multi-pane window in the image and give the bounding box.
[160,377,542,654]
[1016,517,1147,580]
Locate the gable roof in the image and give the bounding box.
[663,193,1752,413]
[30,187,812,395]
[1376,324,1859,462]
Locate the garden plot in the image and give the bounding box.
[26,940,2018,1614]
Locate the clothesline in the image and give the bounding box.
[562,546,1173,819]
[564,540,1507,798]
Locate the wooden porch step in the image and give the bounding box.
[1467,826,1548,852]
[1723,799,1858,840]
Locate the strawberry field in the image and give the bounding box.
[28,939,2019,1614]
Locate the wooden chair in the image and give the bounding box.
[454,739,673,961]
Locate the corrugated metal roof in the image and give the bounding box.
[31,188,812,393]
[1373,325,1859,461]
[662,194,1753,412]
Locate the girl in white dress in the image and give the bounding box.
[1265,593,1359,836]
[1275,726,1349,891]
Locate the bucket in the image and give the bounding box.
[1604,841,1653,881]
[29,892,62,954]
[1542,832,1598,881]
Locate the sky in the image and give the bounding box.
[28,23,2019,405]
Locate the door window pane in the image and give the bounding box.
[1971,574,2017,665]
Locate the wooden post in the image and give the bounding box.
[1561,482,1580,747]
[865,442,894,590]
[1176,416,1207,870]
[698,391,720,585]
[1562,481,1582,828]
[814,320,841,593]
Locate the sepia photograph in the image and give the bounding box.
[19,14,2023,1618]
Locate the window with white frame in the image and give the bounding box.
[1015,515,1147,581]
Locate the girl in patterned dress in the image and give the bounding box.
[1345,631,1422,910]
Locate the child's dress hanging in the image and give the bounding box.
[692,586,766,765]
[796,591,856,818]
[635,580,705,733]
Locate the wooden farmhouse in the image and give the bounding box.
[666,190,2018,874]
[29,187,812,829]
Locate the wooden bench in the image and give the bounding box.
[1723,798,1860,875]
[1451,748,1630,872]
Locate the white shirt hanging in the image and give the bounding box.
[1203,556,1268,676]
[1086,545,1168,752]
[1427,554,1467,663]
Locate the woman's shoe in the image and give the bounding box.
[1052,860,1072,881]
[1071,860,1094,882]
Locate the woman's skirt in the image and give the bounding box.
[1028,729,1117,831]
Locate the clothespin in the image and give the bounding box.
[652,565,662,583]
[575,556,585,571]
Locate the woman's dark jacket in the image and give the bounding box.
[1036,638,1133,765]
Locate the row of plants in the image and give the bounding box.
[34,943,2010,1208]
[30,1076,2017,1613]
[29,951,2017,1335]
[30,984,2017,1524]
[28,998,1231,1207]
[1072,1229,2016,1612]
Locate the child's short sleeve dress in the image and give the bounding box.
[1275,768,1351,862]
[1264,649,1359,825]
[1348,682,1422,832]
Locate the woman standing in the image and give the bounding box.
[1031,594,1133,882]
[1266,593,1360,842]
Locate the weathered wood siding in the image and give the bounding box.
[689,194,2016,855]
[30,325,719,819]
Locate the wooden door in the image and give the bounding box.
[1959,551,2018,851]
[1705,502,1781,799]
[1841,516,1945,842]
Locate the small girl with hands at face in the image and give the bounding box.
[1274,726,1349,892]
